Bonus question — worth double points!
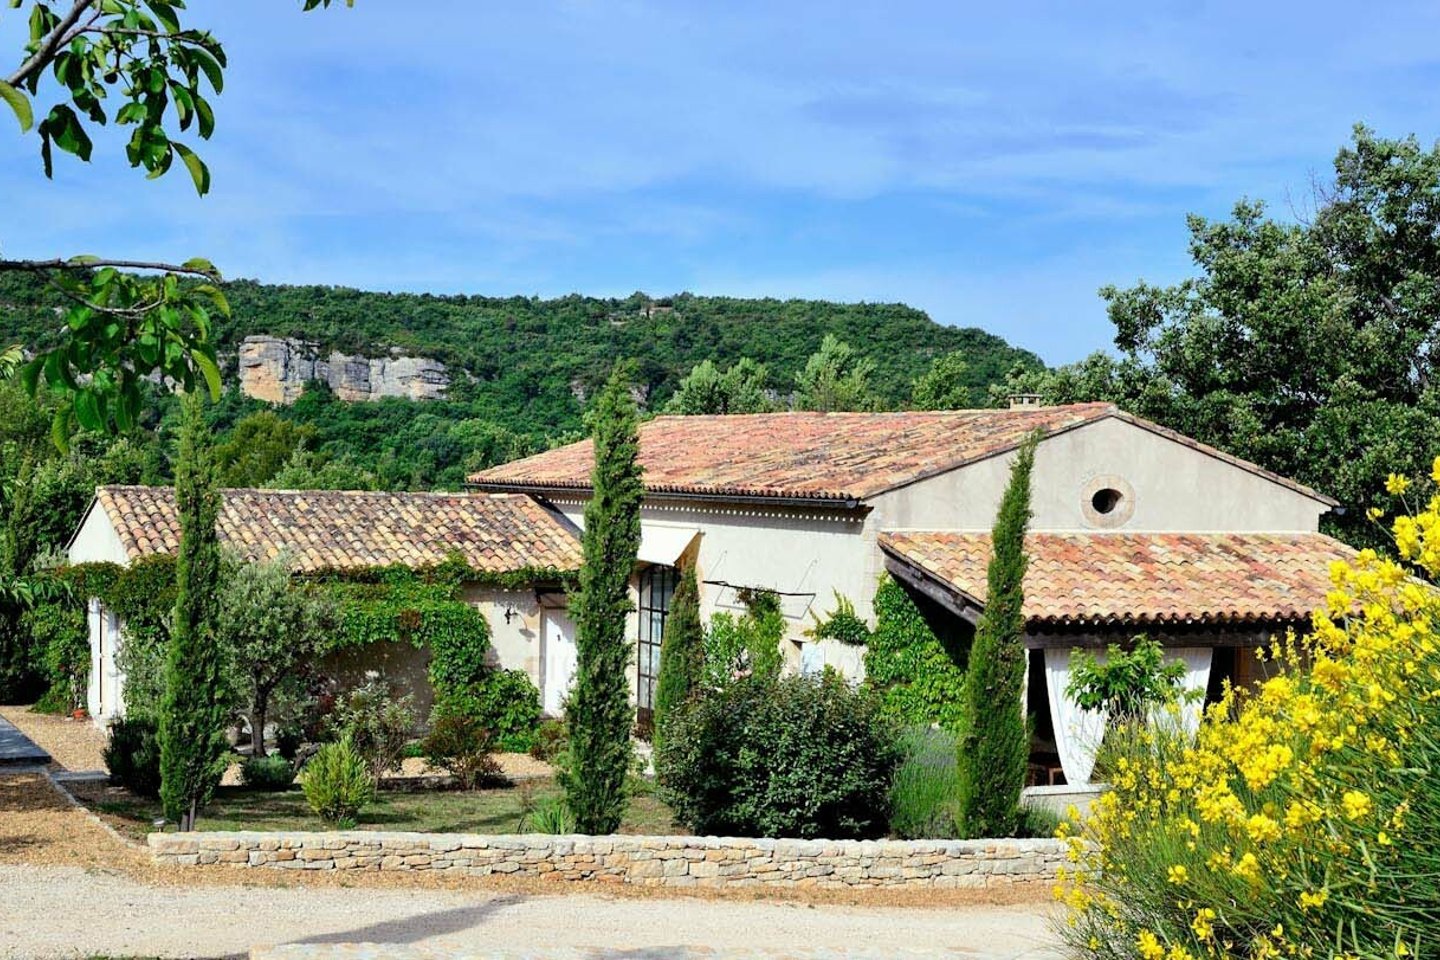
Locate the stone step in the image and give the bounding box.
[0,716,50,768]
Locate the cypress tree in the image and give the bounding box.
[564,369,644,834]
[957,432,1037,838]
[652,560,702,761]
[158,393,230,830]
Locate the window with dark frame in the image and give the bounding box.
[636,564,676,721]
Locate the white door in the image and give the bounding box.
[541,609,578,717]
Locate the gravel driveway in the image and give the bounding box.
[0,863,1061,960]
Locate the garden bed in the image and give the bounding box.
[67,777,679,845]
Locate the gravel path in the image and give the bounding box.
[0,863,1061,960]
[0,706,102,773]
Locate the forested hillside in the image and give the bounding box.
[0,273,1041,489]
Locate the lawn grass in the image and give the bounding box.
[73,776,679,843]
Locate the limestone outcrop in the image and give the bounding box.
[237,336,449,404]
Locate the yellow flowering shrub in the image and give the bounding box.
[1056,464,1440,958]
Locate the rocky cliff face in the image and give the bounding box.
[238,336,449,405]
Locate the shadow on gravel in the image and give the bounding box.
[288,896,522,948]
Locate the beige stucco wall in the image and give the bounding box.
[318,640,435,722]
[460,585,544,686]
[872,416,1328,534]
[553,497,871,678]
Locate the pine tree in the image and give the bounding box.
[564,369,644,833]
[158,393,230,830]
[652,560,702,760]
[957,432,1037,838]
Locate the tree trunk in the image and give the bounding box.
[250,691,269,759]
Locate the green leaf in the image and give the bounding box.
[193,349,222,400]
[0,80,32,132]
[182,257,219,277]
[172,141,210,196]
[18,357,42,396]
[50,408,71,453]
[74,390,104,432]
[193,282,230,316]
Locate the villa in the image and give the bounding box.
[71,400,1354,791]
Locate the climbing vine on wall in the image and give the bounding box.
[66,554,556,718]
[806,592,872,647]
[323,568,494,699]
[67,556,178,717]
[863,576,969,731]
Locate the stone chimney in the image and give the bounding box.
[1007,393,1045,410]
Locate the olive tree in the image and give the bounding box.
[215,553,333,758]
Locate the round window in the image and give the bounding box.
[1081,475,1135,527]
[1090,488,1123,515]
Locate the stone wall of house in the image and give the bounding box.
[149,832,1067,889]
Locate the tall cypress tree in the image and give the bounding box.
[564,369,644,834]
[957,432,1037,838]
[159,393,230,830]
[652,560,702,761]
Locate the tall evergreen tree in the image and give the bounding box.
[158,393,230,830]
[957,433,1037,838]
[564,369,644,833]
[652,560,702,760]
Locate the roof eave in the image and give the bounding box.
[468,480,863,511]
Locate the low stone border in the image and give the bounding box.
[149,830,1066,889]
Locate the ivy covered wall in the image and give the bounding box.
[863,575,970,731]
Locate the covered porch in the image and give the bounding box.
[878,529,1359,792]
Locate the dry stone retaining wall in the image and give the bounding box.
[149,831,1066,889]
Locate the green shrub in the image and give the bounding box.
[1065,634,1187,721]
[530,718,568,763]
[1016,803,1061,839]
[889,725,962,839]
[104,716,162,798]
[329,676,417,783]
[702,590,785,689]
[658,673,900,839]
[437,668,541,754]
[240,755,295,790]
[274,726,304,762]
[421,710,500,790]
[302,738,375,824]
[521,795,578,834]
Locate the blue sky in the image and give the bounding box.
[5,1,1440,364]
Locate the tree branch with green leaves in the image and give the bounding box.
[0,0,351,445]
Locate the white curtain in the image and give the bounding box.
[1044,648,1109,787]
[1157,647,1213,737]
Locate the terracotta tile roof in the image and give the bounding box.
[470,403,1120,502]
[878,530,1360,627]
[92,486,582,574]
